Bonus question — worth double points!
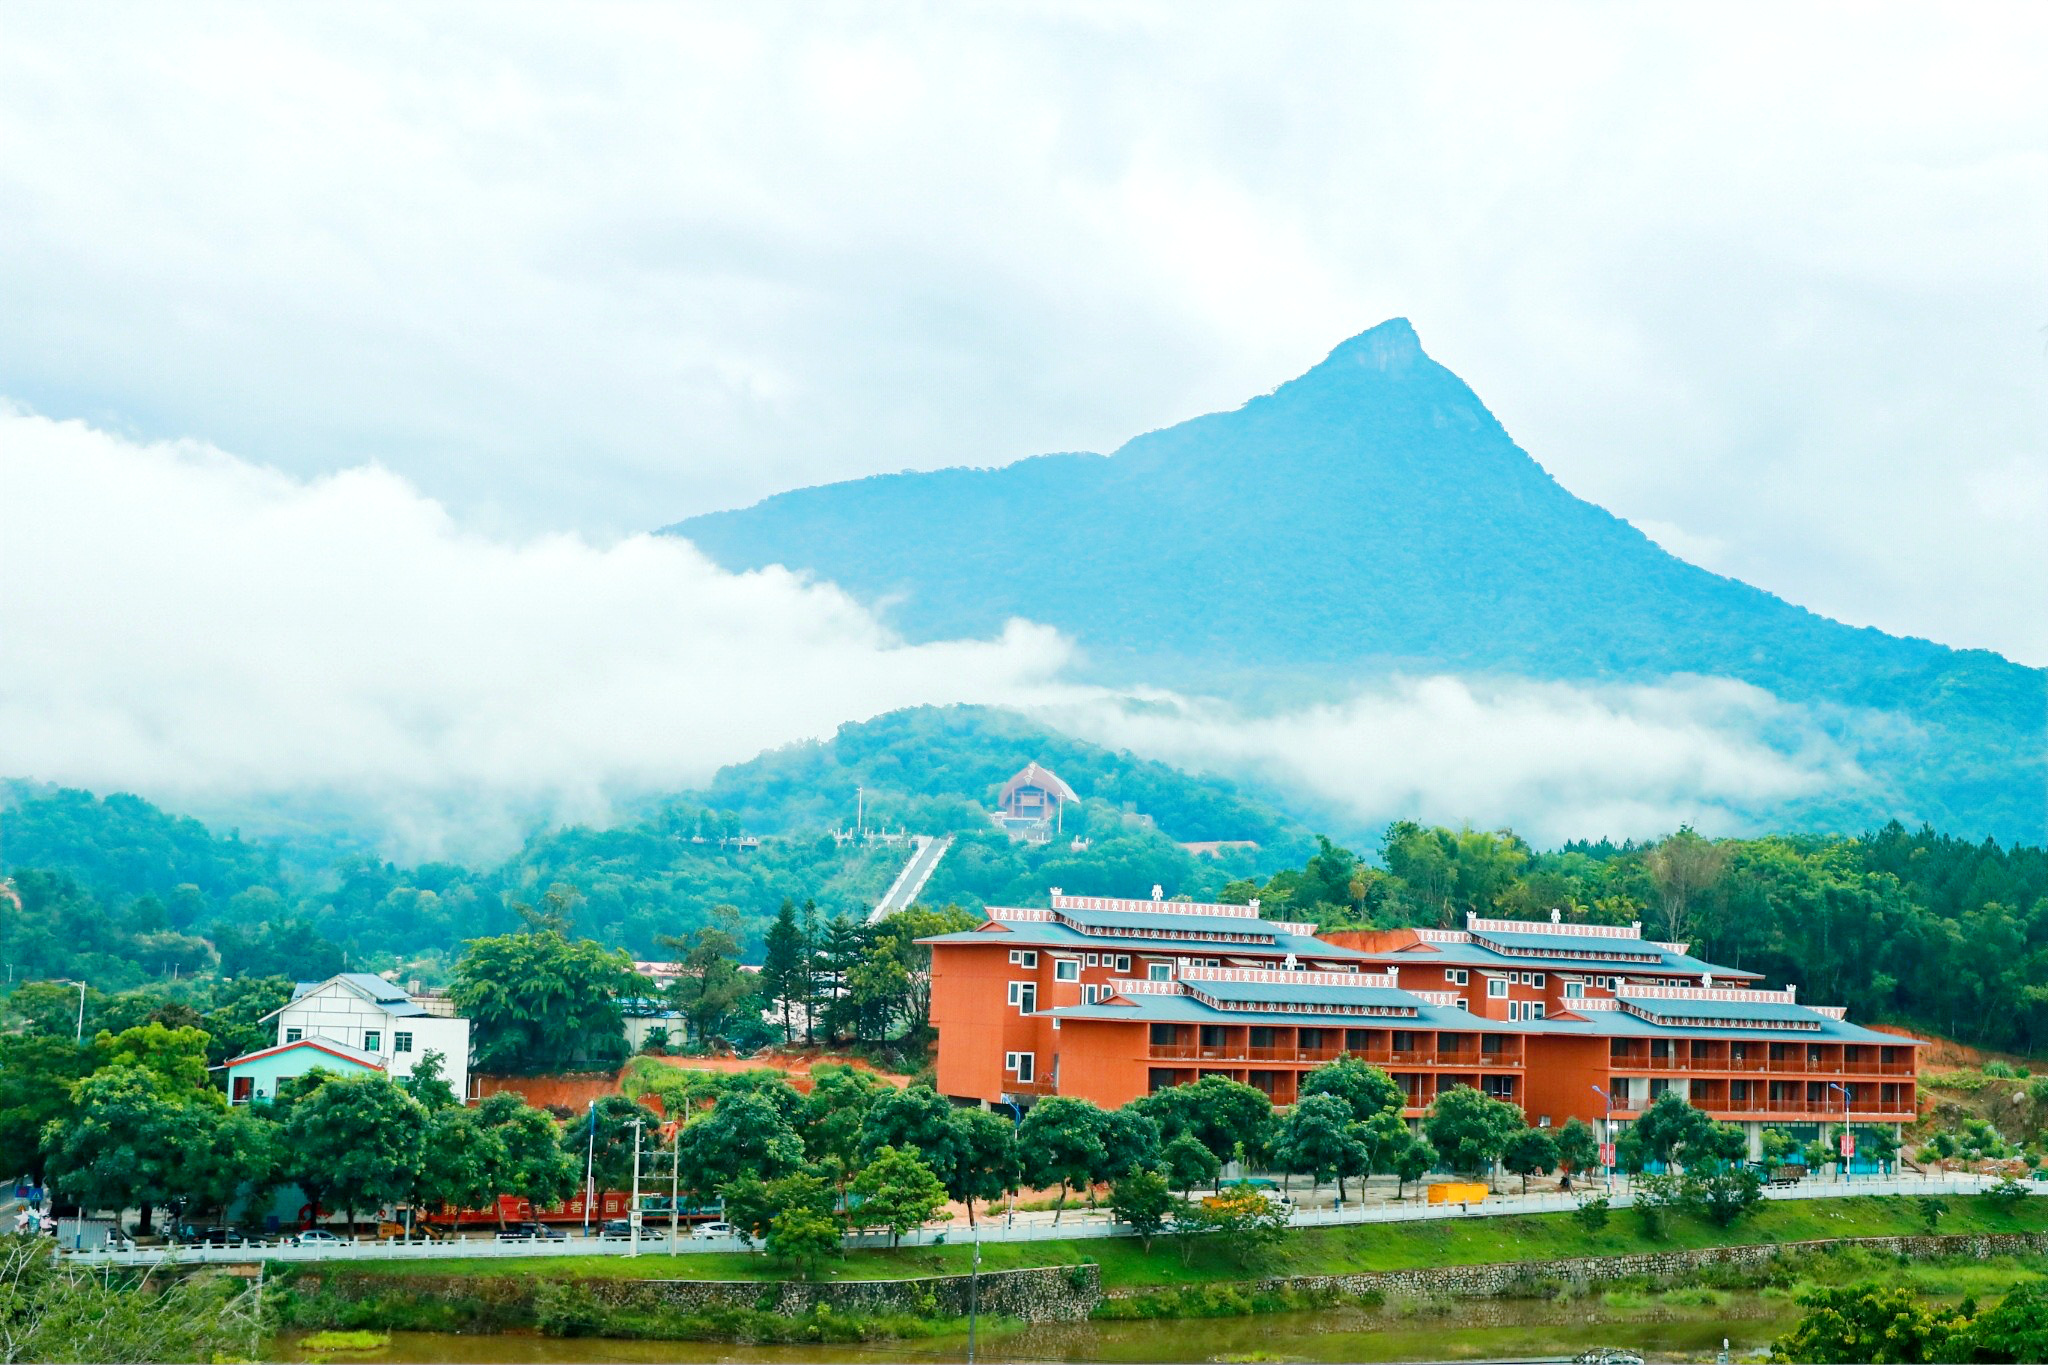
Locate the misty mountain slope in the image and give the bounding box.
[667,319,2044,842]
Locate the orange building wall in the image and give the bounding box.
[1052,1016,1150,1101]
[930,941,1025,1101]
[1520,1034,1611,1129]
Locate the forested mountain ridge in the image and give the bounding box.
[669,319,2045,843]
[0,706,1308,974]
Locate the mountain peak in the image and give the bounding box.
[1318,316,1424,374]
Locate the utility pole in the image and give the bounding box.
[668,1140,680,1254]
[628,1119,644,1257]
[966,1221,982,1364]
[1591,1084,1614,1193]
[582,1101,597,1235]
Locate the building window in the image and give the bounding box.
[285,1027,302,1043]
[1055,958,1080,982]
[1085,953,1099,967]
[1148,963,1172,982]
[231,1076,254,1103]
[1455,999,1470,1011]
[1530,1002,1545,1020]
[1448,969,1468,985]
[1115,955,1132,973]
[1004,1052,1019,1071]
[1565,981,1585,999]
[1014,1053,1035,1083]
[394,1032,413,1053]
[1487,978,1508,998]
[1531,974,1545,989]
[1008,949,1040,968]
[1007,982,1037,1013]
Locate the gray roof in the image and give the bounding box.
[1056,907,1279,941]
[1470,929,1665,959]
[1189,979,1421,1011]
[1620,996,1828,1024]
[918,920,1372,962]
[285,973,430,1017]
[1373,938,1758,980]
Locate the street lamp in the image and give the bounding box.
[1591,1085,1614,1192]
[628,1119,645,1258]
[1828,1083,1851,1182]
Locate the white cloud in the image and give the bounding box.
[1039,677,1866,849]
[0,3,2040,661]
[1,409,1865,857]
[0,409,1072,857]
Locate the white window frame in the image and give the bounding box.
[1455,998,1470,1011]
[1487,977,1508,999]
[1531,973,1546,989]
[1565,981,1586,999]
[393,1031,413,1053]
[1006,982,1037,1013]
[1530,1002,1546,1020]
[1448,968,1468,985]
[1055,958,1080,982]
[284,1027,302,1043]
[1004,1051,1020,1072]
[1147,962,1172,982]
[1014,1052,1035,1083]
[1085,953,1099,967]
[1115,955,1132,973]
[1008,949,1040,968]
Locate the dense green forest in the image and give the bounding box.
[0,707,1302,982]
[4,703,2044,1056]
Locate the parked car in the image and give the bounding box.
[495,1222,568,1242]
[292,1228,354,1247]
[692,1221,736,1240]
[181,1227,250,1247]
[598,1218,635,1240]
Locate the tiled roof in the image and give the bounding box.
[1619,996,1827,1024]
[1188,979,1420,1010]
[918,920,1373,961]
[1375,939,1758,980]
[1056,907,1280,940]
[1470,929,1664,959]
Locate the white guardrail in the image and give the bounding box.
[58,1173,2003,1267]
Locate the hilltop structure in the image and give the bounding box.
[992,761,1077,842]
[922,892,1917,1166]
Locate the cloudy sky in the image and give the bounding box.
[1,3,2040,853]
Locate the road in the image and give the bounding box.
[58,1172,1997,1268]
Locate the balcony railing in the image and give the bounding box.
[1146,1044,1523,1068]
[1615,1097,1913,1120]
[1607,1053,1914,1078]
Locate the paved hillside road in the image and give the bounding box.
[872,834,952,919]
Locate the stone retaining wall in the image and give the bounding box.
[581,1263,1098,1321]
[1108,1232,2048,1304]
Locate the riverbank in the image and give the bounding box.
[270,1194,2048,1345]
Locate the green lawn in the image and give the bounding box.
[330,1194,2048,1291]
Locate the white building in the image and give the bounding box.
[264,973,473,1101]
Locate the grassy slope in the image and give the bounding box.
[334,1195,2048,1289]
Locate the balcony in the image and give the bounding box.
[1144,1043,1522,1069]
[1004,1078,1058,1097]
[1608,1052,1914,1079]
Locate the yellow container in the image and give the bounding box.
[1425,1181,1488,1205]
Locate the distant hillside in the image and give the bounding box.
[668,319,2045,843]
[0,707,1315,962]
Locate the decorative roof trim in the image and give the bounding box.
[1051,891,1259,919]
[1181,965,1396,990]
[1469,912,1643,941]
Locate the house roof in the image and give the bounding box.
[264,972,432,1023]
[221,1036,386,1072]
[1186,978,1422,1012]
[918,919,1372,962]
[999,762,1077,805]
[1617,995,1830,1025]
[1373,938,1759,981]
[1055,907,1280,941]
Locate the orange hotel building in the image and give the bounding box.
[923,890,1917,1162]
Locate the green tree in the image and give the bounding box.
[1552,1117,1599,1177]
[1959,1282,2048,1361]
[0,1035,94,1183]
[860,1085,966,1189]
[1680,1164,1764,1227]
[1299,1056,1404,1125]
[1109,1166,1174,1250]
[759,898,807,1042]
[767,1206,843,1279]
[413,1106,508,1224]
[199,975,293,1066]
[1160,1132,1221,1195]
[1630,1090,1712,1169]
[849,1144,949,1248]
[947,1106,1019,1227]
[41,1065,185,1234]
[93,1024,221,1108]
[676,1092,802,1200]
[1388,1130,1437,1199]
[1100,1106,1162,1186]
[1761,1126,1801,1175]
[1424,1085,1523,1184]
[1171,1183,1290,1268]
[282,1074,430,1232]
[169,1105,276,1228]
[1017,1096,1111,1222]
[576,1095,661,1195]
[1771,1283,1969,1364]
[1130,1074,1271,1184]
[452,927,647,1074]
[399,1049,460,1111]
[476,1092,578,1229]
[0,1237,264,1364]
[1275,1093,1365,1200]
[800,1064,890,1170]
[1502,1127,1559,1193]
[661,906,756,1046]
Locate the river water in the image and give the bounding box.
[271,1294,1799,1362]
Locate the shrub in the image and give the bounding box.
[1986,1176,2031,1213]
[1574,1195,1611,1232]
[533,1282,608,1338]
[1983,1060,2018,1079]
